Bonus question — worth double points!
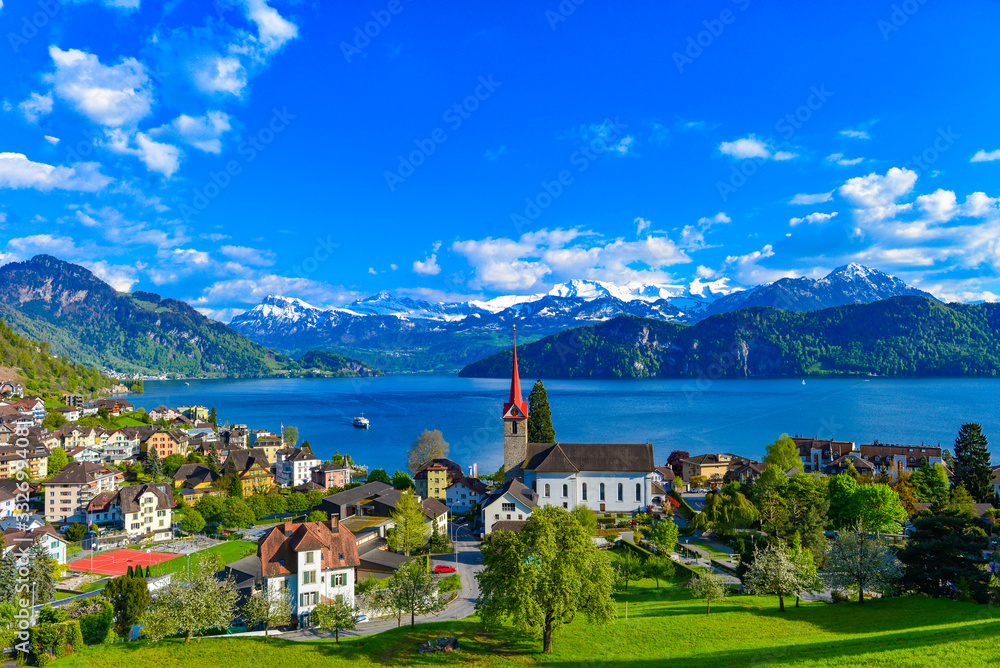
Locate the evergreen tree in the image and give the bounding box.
[0,551,16,605]
[527,380,556,443]
[209,407,217,426]
[144,447,162,480]
[208,443,221,470]
[102,574,150,636]
[953,423,993,503]
[898,509,991,602]
[27,539,55,605]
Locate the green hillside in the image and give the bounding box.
[460,296,1000,379]
[0,319,116,398]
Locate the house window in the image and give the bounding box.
[334,573,345,586]
[635,483,641,502]
[617,484,623,502]
[501,502,515,512]
[303,570,316,584]
[306,551,314,564]
[562,484,568,497]
[544,484,550,497]
[582,483,587,501]
[600,483,606,501]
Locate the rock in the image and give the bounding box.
[418,637,460,653]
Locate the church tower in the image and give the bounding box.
[503,325,529,481]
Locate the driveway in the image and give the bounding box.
[285,523,482,640]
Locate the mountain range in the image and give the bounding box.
[0,256,380,379]
[230,264,938,373]
[459,297,1000,379]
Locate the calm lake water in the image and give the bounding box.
[133,376,1000,475]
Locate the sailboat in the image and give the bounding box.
[801,379,806,385]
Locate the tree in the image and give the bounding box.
[477,505,616,654]
[644,555,675,589]
[240,583,292,641]
[949,483,977,516]
[307,510,328,523]
[27,539,55,605]
[48,447,69,475]
[783,473,830,556]
[141,562,239,643]
[953,423,993,502]
[689,574,728,615]
[282,425,299,447]
[823,529,902,603]
[221,499,255,529]
[179,510,206,534]
[692,489,758,536]
[195,496,226,524]
[102,574,150,636]
[616,551,643,592]
[763,433,802,472]
[854,484,908,534]
[312,597,356,642]
[388,558,444,628]
[208,443,221,469]
[743,542,808,612]
[391,470,413,490]
[367,468,391,485]
[569,505,597,534]
[911,461,950,509]
[893,471,920,516]
[144,447,162,480]
[42,411,67,431]
[162,453,187,476]
[788,534,821,607]
[527,379,556,443]
[666,450,690,475]
[208,407,217,426]
[387,490,428,557]
[406,429,449,474]
[645,519,679,554]
[64,523,87,543]
[897,509,990,602]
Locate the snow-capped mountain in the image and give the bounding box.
[228,265,936,373]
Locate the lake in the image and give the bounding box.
[131,375,1000,474]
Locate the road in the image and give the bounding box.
[286,522,482,640]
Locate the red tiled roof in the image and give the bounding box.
[259,519,360,578]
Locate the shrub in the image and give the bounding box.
[831,590,851,604]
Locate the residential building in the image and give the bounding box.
[482,478,538,536]
[225,518,360,628]
[726,458,771,484]
[858,441,944,481]
[823,452,877,476]
[319,482,447,535]
[54,407,82,422]
[252,435,282,464]
[142,429,189,460]
[0,424,13,444]
[414,458,464,502]
[61,393,84,407]
[42,461,123,523]
[311,462,352,490]
[57,425,104,451]
[104,428,141,462]
[149,406,181,422]
[66,446,102,464]
[679,454,734,485]
[224,448,274,496]
[8,397,46,419]
[80,404,100,418]
[445,476,488,514]
[93,398,135,415]
[0,486,16,519]
[116,483,175,542]
[172,462,221,490]
[791,436,856,473]
[276,446,321,487]
[2,526,68,564]
[0,437,49,479]
[0,381,25,398]
[178,406,210,421]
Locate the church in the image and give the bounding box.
[482,334,656,533]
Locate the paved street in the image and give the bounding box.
[285,522,482,640]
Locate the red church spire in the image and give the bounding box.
[503,324,528,419]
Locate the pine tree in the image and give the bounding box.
[27,539,55,605]
[0,551,16,605]
[208,443,221,469]
[953,423,993,503]
[144,447,162,481]
[527,380,556,443]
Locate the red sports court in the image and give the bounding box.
[68,549,179,576]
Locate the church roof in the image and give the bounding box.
[524,442,654,474]
[502,329,528,419]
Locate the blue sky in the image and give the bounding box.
[2,0,1000,320]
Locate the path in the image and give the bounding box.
[284,522,482,640]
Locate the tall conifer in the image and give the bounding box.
[528,380,556,443]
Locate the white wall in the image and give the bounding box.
[524,471,653,514]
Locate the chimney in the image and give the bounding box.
[328,514,339,531]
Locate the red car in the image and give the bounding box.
[434,565,457,574]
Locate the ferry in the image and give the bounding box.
[353,414,370,429]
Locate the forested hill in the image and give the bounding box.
[0,319,116,397]
[0,255,380,378]
[459,297,1000,379]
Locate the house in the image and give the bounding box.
[275,447,321,487]
[104,428,141,462]
[0,513,45,532]
[57,425,103,451]
[320,482,447,535]
[857,441,944,481]
[679,454,734,485]
[61,394,84,407]
[224,448,275,496]
[224,518,360,628]
[42,461,123,523]
[482,478,538,536]
[251,435,282,464]
[220,427,249,449]
[79,404,100,418]
[142,429,189,460]
[66,446,103,464]
[0,424,13,444]
[650,466,677,489]
[54,407,83,422]
[0,486,16,519]
[445,476,488,514]
[115,483,176,542]
[792,436,856,473]
[0,381,25,398]
[726,458,770,484]
[149,406,180,422]
[93,398,135,416]
[823,452,877,476]
[2,526,68,564]
[413,458,464,502]
[311,462,352,490]
[0,436,50,480]
[8,397,46,419]
[178,406,210,421]
[172,462,221,490]
[500,337,656,515]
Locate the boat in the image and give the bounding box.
[801,379,806,385]
[353,414,370,429]
[184,382,190,386]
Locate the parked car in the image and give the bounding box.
[454,517,467,525]
[355,614,369,624]
[433,565,457,574]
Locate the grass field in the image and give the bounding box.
[146,541,257,579]
[51,575,1000,667]
[687,539,730,557]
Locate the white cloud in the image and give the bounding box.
[413,254,442,276]
[679,212,731,250]
[390,263,398,271]
[826,152,864,166]
[718,134,796,161]
[790,192,833,205]
[572,119,634,156]
[18,92,53,123]
[635,217,651,237]
[194,55,248,97]
[242,0,299,53]
[0,152,111,191]
[915,189,958,222]
[85,260,139,291]
[722,244,797,284]
[0,234,97,265]
[839,167,918,223]
[106,129,182,177]
[44,135,60,145]
[74,0,141,10]
[789,211,838,226]
[46,46,154,127]
[220,245,275,267]
[194,274,358,310]
[368,267,377,275]
[961,192,1000,218]
[152,111,231,153]
[484,146,507,162]
[839,129,870,140]
[971,149,1000,163]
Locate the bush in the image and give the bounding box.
[76,599,113,645]
[831,590,851,604]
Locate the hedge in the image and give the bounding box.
[668,489,696,519]
[30,619,84,666]
[620,539,655,561]
[670,557,705,580]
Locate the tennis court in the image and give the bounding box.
[67,548,179,576]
